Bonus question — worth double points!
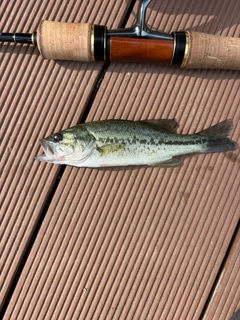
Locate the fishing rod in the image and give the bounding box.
[1,0,239,70]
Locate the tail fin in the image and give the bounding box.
[198,119,238,154]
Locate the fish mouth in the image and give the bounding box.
[35,139,57,162]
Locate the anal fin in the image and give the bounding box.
[151,157,181,167]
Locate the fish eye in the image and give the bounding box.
[53,133,63,143]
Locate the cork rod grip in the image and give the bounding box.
[37,20,94,61]
[181,31,240,70]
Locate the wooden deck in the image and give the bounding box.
[1,0,239,319]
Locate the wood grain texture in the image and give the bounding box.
[182,31,240,70]
[110,37,174,64]
[2,0,240,319]
[203,227,240,320]
[1,0,129,311]
[37,21,94,61]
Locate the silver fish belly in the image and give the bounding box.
[35,119,238,167]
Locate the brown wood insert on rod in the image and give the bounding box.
[109,37,174,65]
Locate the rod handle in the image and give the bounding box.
[37,20,94,61]
[181,31,240,70]
[36,21,240,70]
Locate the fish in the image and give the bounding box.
[35,119,238,167]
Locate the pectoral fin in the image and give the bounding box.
[98,143,125,156]
[151,157,182,167]
[141,119,178,132]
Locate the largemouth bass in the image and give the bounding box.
[35,119,238,167]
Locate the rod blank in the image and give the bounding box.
[0,33,36,44]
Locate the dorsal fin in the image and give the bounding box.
[141,119,178,132]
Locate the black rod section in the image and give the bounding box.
[171,31,186,66]
[0,33,36,45]
[94,26,106,61]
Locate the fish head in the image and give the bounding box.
[35,126,95,165]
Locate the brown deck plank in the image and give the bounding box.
[203,228,240,320]
[2,0,239,319]
[1,0,130,311]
